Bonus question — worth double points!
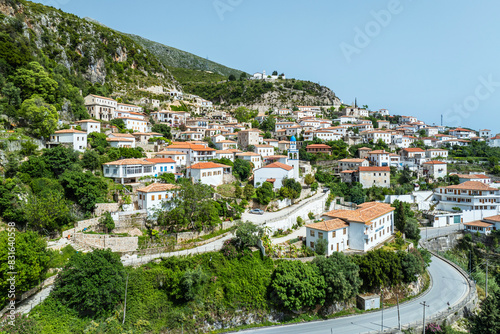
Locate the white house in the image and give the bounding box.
[137,183,180,214]
[488,135,500,148]
[186,162,231,186]
[321,202,395,252]
[254,145,274,157]
[338,158,369,172]
[179,131,203,141]
[306,219,349,255]
[108,133,136,147]
[74,119,101,134]
[254,162,294,189]
[117,117,148,133]
[235,152,262,170]
[358,167,391,188]
[450,128,475,139]
[426,149,449,159]
[463,220,494,235]
[146,158,176,177]
[423,161,447,179]
[103,158,155,183]
[479,129,491,138]
[84,94,117,121]
[49,129,87,152]
[434,181,500,223]
[215,140,238,151]
[367,150,390,167]
[454,174,492,185]
[155,151,187,167]
[106,137,135,148]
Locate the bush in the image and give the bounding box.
[99,212,115,231]
[315,238,328,255]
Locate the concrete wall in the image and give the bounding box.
[95,203,120,216]
[73,233,138,252]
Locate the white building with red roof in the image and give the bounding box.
[137,183,180,213]
[74,119,100,134]
[423,161,447,179]
[186,162,231,186]
[49,129,87,152]
[254,162,294,189]
[103,158,155,183]
[145,158,176,176]
[488,134,500,148]
[434,181,500,223]
[449,127,475,139]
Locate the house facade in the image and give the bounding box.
[306,219,350,255]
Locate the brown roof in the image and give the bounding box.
[359,167,390,172]
[306,219,349,232]
[340,158,366,163]
[137,183,180,193]
[262,162,293,171]
[358,147,372,151]
[464,220,494,228]
[306,144,332,149]
[484,215,500,222]
[423,161,446,165]
[54,129,86,134]
[323,202,395,225]
[103,159,153,166]
[402,148,426,152]
[255,144,274,148]
[156,151,186,155]
[266,178,276,183]
[145,158,176,163]
[110,133,135,138]
[88,94,115,101]
[368,150,389,155]
[444,181,497,191]
[454,174,490,179]
[75,119,100,123]
[186,162,230,169]
[340,170,356,174]
[236,152,260,157]
[106,138,133,142]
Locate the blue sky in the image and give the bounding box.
[36,0,500,134]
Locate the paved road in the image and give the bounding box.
[241,191,328,225]
[241,255,469,334]
[17,285,54,315]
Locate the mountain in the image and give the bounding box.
[127,34,247,78]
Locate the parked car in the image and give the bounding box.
[322,187,330,193]
[249,208,264,215]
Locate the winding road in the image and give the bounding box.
[241,255,469,334]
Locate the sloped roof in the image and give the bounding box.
[306,219,349,232]
[323,202,395,225]
[262,162,293,171]
[444,181,497,191]
[137,183,180,193]
[186,162,230,169]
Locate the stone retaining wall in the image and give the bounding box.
[95,203,120,216]
[175,220,238,243]
[73,233,138,252]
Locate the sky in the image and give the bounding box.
[35,0,500,134]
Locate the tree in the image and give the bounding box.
[404,218,421,242]
[99,212,115,231]
[233,106,257,123]
[272,70,278,76]
[81,150,100,171]
[234,183,243,198]
[313,253,362,303]
[234,221,263,249]
[59,170,108,212]
[52,249,125,317]
[156,181,220,231]
[228,74,236,81]
[255,182,274,205]
[315,238,328,255]
[279,178,302,200]
[176,267,208,302]
[395,201,408,233]
[304,174,315,186]
[0,230,50,309]
[470,289,500,334]
[158,172,175,184]
[233,159,253,180]
[110,118,125,130]
[24,190,73,232]
[259,115,276,132]
[18,96,58,138]
[11,61,58,103]
[243,183,255,200]
[270,261,326,311]
[42,146,80,177]
[399,249,423,283]
[151,123,172,139]
[88,132,109,150]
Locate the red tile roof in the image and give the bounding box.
[186,162,230,169]
[444,181,497,191]
[306,219,349,231]
[323,202,395,225]
[359,167,390,172]
[262,162,293,171]
[145,158,176,164]
[137,183,180,193]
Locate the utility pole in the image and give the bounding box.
[122,273,130,325]
[420,301,429,334]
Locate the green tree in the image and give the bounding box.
[52,249,125,317]
[99,212,115,231]
[255,182,274,205]
[470,289,500,334]
[151,123,172,139]
[43,146,80,177]
[304,174,315,186]
[81,149,100,171]
[243,183,255,200]
[270,261,326,311]
[404,218,421,242]
[279,178,302,200]
[234,183,242,199]
[234,221,263,249]
[313,253,362,303]
[18,96,58,138]
[315,238,328,255]
[88,132,109,150]
[228,74,236,81]
[176,267,208,302]
[233,159,253,180]
[394,201,408,233]
[0,230,50,308]
[259,115,276,132]
[59,170,108,212]
[157,181,220,231]
[158,172,176,184]
[11,61,58,103]
[24,190,73,232]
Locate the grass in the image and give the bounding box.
[216,183,236,198]
[182,227,235,244]
[46,245,77,270]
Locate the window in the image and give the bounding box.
[343,228,346,235]
[310,241,314,248]
[151,195,155,200]
[310,230,315,237]
[158,195,162,200]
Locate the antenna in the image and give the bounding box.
[441,114,443,126]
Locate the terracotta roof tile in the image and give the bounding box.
[103,159,153,166]
[262,162,293,171]
[137,183,180,193]
[323,202,395,225]
[306,219,349,231]
[186,162,230,169]
[443,181,497,191]
[464,220,494,228]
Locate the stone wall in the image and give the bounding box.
[95,203,120,216]
[73,233,138,252]
[62,217,100,238]
[175,220,238,243]
[422,232,463,252]
[114,211,147,233]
